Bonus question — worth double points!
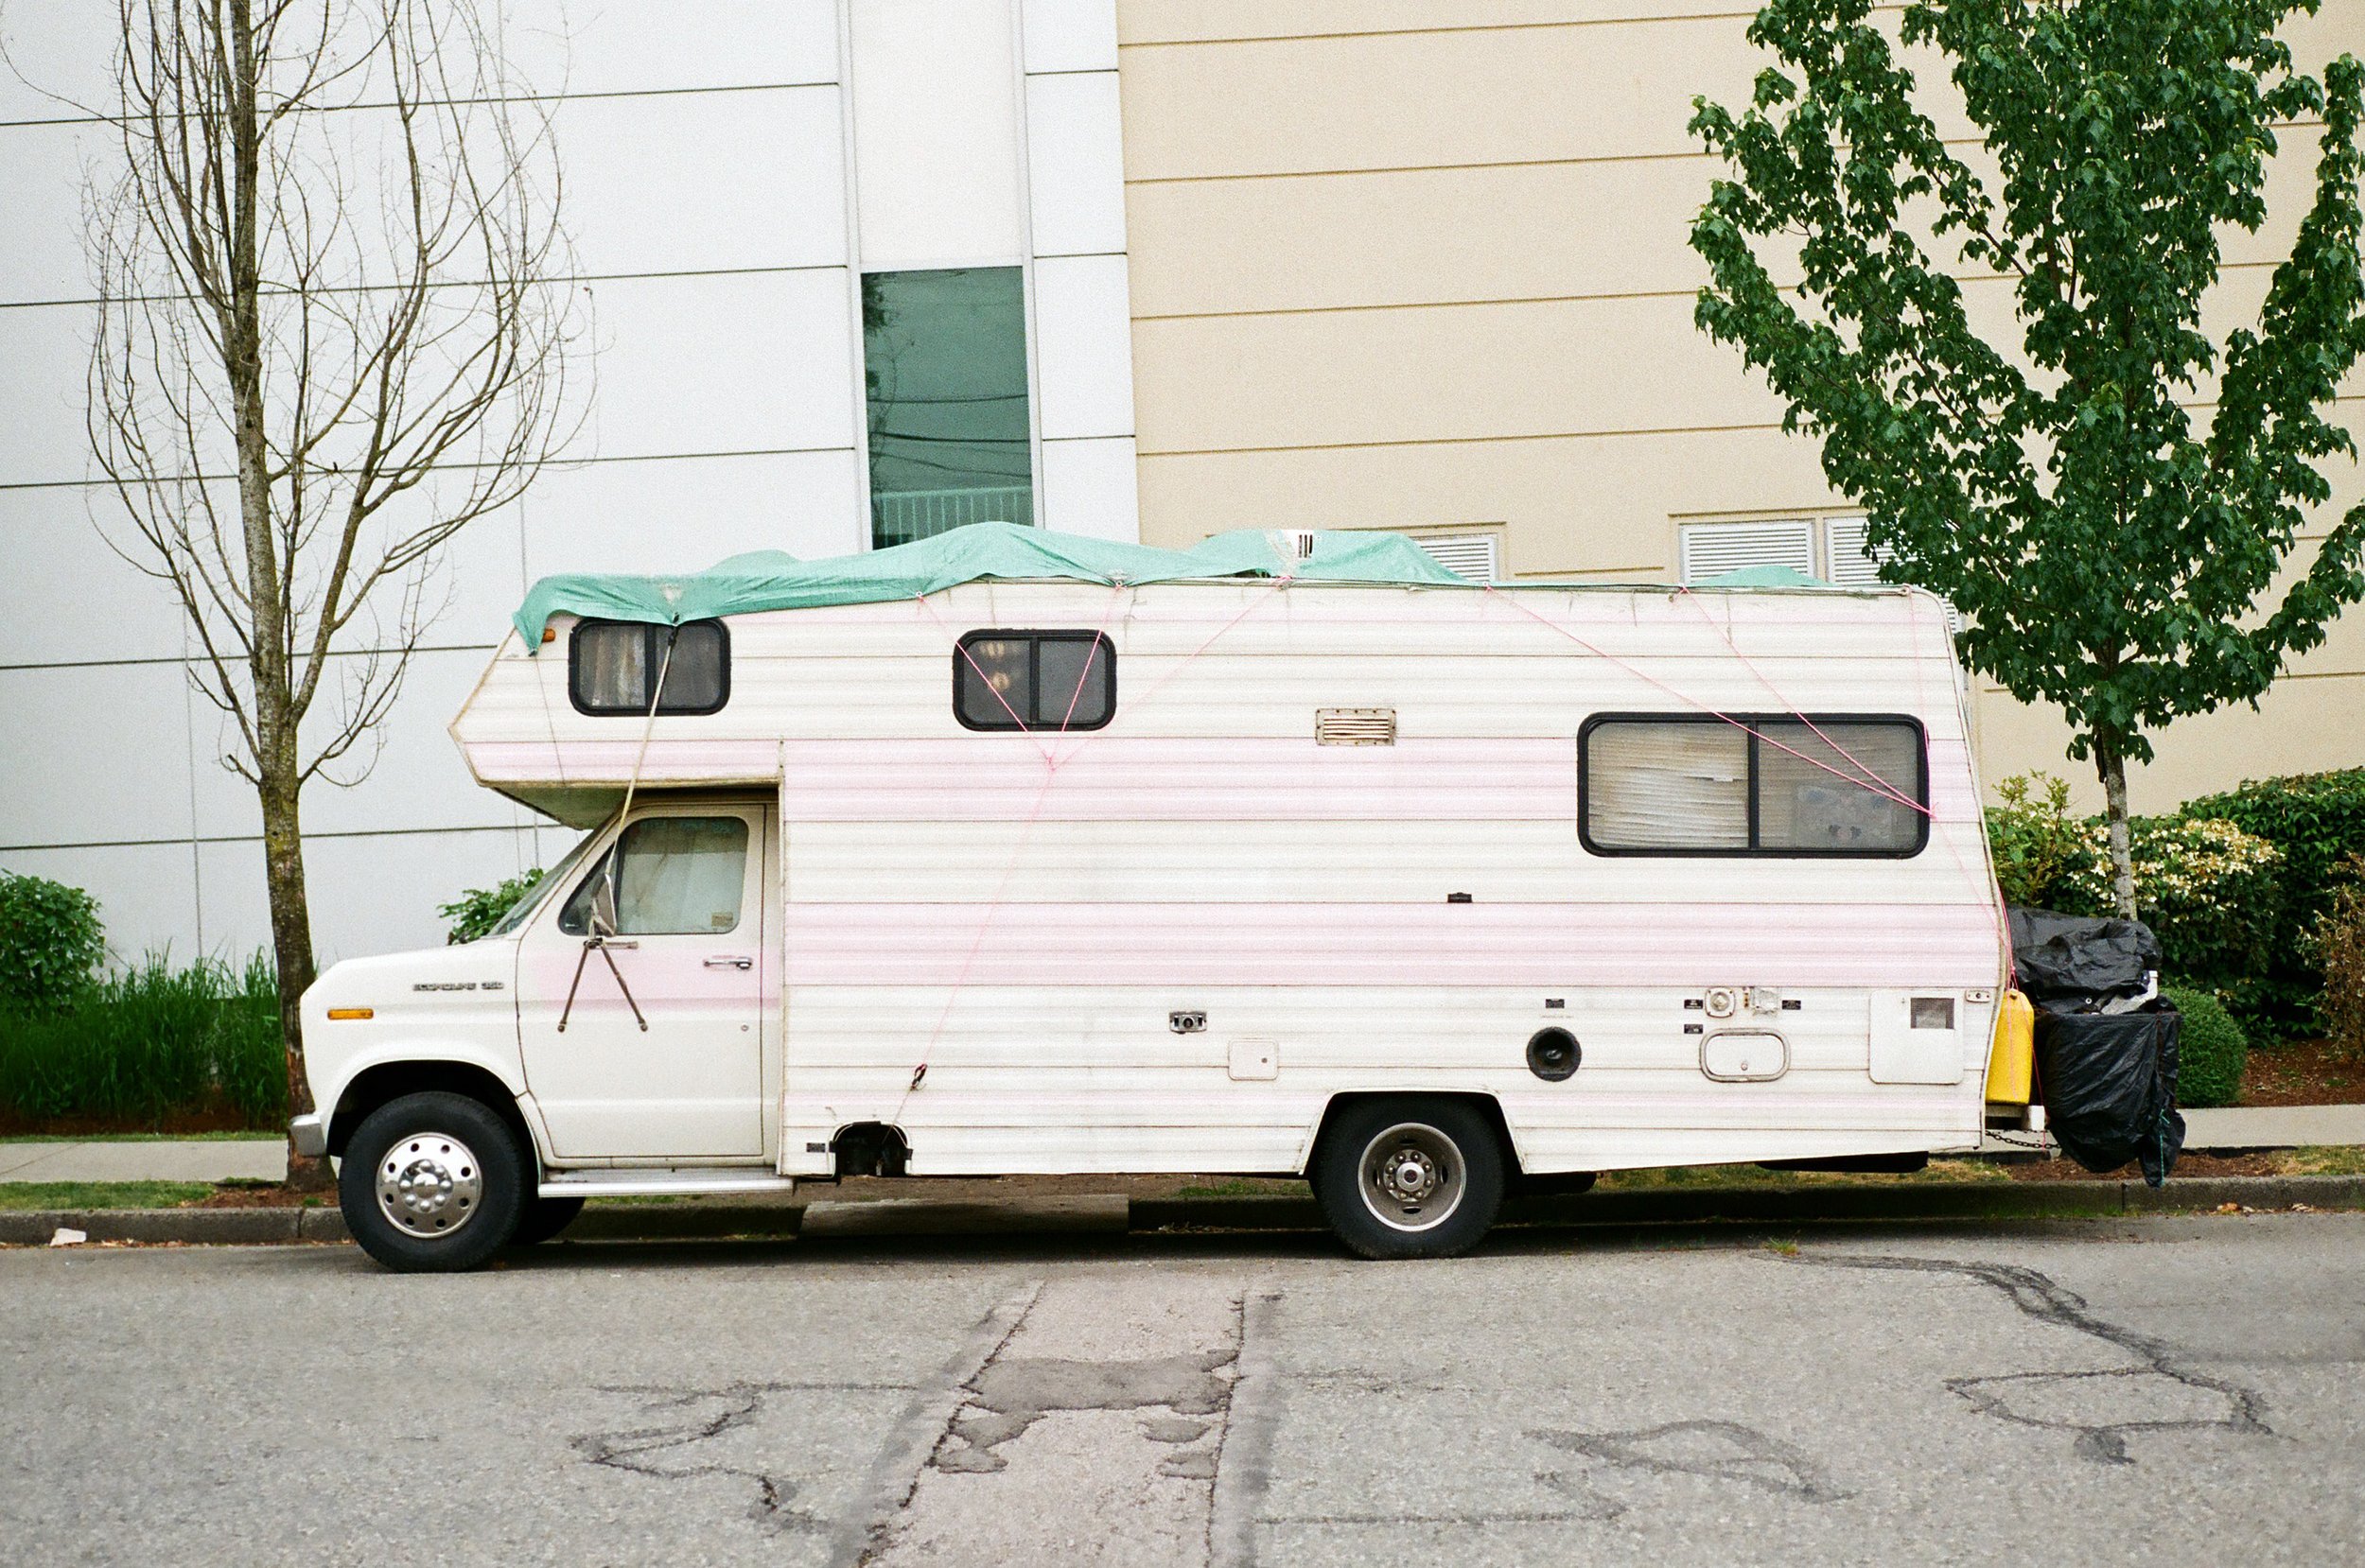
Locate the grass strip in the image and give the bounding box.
[0,1181,214,1211]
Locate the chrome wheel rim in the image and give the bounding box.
[1358,1122,1466,1233]
[377,1132,483,1240]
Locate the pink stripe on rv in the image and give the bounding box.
[783,901,2001,988]
[777,738,1979,824]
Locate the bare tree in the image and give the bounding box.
[83,0,585,1185]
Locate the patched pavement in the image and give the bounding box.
[4,1216,2361,1565]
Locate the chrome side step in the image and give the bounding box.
[538,1169,797,1199]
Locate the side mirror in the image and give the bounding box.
[588,856,622,939]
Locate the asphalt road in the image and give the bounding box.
[4,1215,2360,1566]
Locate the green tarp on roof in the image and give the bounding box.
[1691,564,1829,588]
[513,522,1468,650]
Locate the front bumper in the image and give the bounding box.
[289,1113,327,1159]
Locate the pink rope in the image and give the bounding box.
[1669,586,1932,816]
[1480,584,1936,820]
[896,583,1134,1108]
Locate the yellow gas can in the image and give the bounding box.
[1985,989,2035,1106]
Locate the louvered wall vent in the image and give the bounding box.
[1409,532,1500,582]
[1316,707,1396,745]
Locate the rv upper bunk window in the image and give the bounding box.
[569,619,729,716]
[955,630,1114,731]
[1580,714,1926,858]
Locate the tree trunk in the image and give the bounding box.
[2096,742,2138,921]
[262,765,329,1190]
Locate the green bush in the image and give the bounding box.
[2052,817,2283,1018]
[0,951,282,1127]
[2164,986,2248,1109]
[2319,857,2365,1059]
[2182,769,2365,1037]
[438,869,545,945]
[0,871,107,1012]
[1985,773,2086,907]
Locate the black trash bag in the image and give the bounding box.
[2034,1002,2185,1186]
[2008,907,2164,1010]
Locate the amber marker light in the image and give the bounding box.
[540,627,556,644]
[326,1007,375,1020]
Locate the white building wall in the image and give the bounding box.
[0,0,1136,964]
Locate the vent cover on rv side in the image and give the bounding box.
[1316,707,1396,746]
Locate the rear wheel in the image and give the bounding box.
[1312,1097,1505,1260]
[509,1194,586,1246]
[340,1091,527,1272]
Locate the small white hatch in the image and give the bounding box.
[1701,1029,1787,1082]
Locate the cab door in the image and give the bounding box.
[517,806,767,1159]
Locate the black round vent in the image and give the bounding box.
[1527,1027,1581,1082]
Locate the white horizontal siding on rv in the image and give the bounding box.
[781,819,1988,905]
[455,584,1970,773]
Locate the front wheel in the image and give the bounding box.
[340,1091,528,1272]
[1311,1097,1505,1260]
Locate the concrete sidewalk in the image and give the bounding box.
[0,1138,285,1184]
[4,1102,2361,1186]
[2181,1103,2365,1149]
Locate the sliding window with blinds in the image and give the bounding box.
[1580,714,1928,857]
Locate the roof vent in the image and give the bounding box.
[1316,707,1396,746]
[1271,529,1320,563]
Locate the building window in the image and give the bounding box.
[1580,714,1927,857]
[1406,532,1500,582]
[864,267,1034,549]
[955,630,1113,731]
[569,620,729,716]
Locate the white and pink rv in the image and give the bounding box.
[294,525,2021,1270]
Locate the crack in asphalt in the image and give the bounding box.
[1789,1252,2272,1465]
[570,1381,902,1533]
[1528,1419,1851,1510]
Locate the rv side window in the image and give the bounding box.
[1581,715,1926,857]
[569,620,730,716]
[955,631,1114,731]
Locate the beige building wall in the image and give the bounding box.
[1112,0,2365,814]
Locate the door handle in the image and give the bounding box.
[705,954,753,970]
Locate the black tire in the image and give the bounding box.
[509,1194,586,1246]
[1311,1097,1506,1260]
[340,1091,528,1272]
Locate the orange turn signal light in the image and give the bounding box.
[326,1007,375,1021]
[540,627,556,644]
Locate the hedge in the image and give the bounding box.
[2181,769,2365,1037]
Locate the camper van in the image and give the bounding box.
[294,525,2023,1271]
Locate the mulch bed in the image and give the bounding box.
[2003,1151,2287,1183]
[2238,1037,2361,1107]
[185,1184,325,1209]
[0,1107,271,1139]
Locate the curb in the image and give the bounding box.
[5,1175,2359,1248]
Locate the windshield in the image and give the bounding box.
[485,824,609,938]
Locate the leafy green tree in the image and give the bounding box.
[1689,0,2365,915]
[438,871,546,946]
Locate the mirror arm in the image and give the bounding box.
[555,931,651,1034]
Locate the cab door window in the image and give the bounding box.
[559,817,749,935]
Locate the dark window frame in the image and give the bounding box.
[556,814,753,937]
[568,618,731,718]
[1577,711,1930,860]
[953,629,1116,733]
